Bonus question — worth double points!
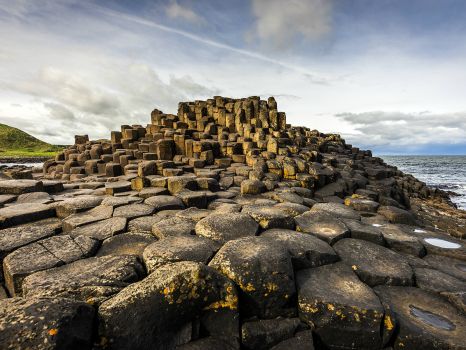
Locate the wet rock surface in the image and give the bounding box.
[1,95,465,349]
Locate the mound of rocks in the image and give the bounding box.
[0,96,465,349]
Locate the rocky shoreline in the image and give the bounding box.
[0,96,465,349]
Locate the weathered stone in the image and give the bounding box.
[176,190,209,208]
[22,255,144,304]
[55,195,104,218]
[242,206,295,230]
[380,224,426,257]
[113,203,155,219]
[0,297,95,350]
[241,318,301,350]
[241,179,266,195]
[69,216,127,240]
[3,235,99,296]
[342,218,385,245]
[0,179,43,195]
[143,235,218,273]
[414,267,466,294]
[261,228,338,269]
[309,202,361,221]
[0,203,55,228]
[152,216,196,238]
[62,205,113,232]
[270,330,314,350]
[423,254,466,281]
[145,194,185,211]
[295,211,350,245]
[344,197,380,212]
[297,262,384,349]
[127,215,163,233]
[378,206,416,225]
[333,238,414,287]
[98,261,238,350]
[96,232,156,258]
[100,195,143,208]
[175,207,210,222]
[195,212,259,243]
[16,191,52,204]
[138,186,169,198]
[209,237,295,318]
[375,286,466,350]
[273,202,309,216]
[105,180,132,195]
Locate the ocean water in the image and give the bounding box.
[381,155,466,210]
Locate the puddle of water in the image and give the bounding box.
[424,238,461,249]
[409,305,455,331]
[414,229,427,233]
[372,224,383,227]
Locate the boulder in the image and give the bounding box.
[0,179,43,195]
[209,237,295,318]
[3,235,99,296]
[240,179,266,195]
[96,233,156,259]
[241,318,302,350]
[22,255,144,304]
[297,262,383,349]
[295,211,350,245]
[195,212,259,243]
[98,261,238,350]
[380,224,426,257]
[423,254,466,281]
[112,203,155,219]
[62,205,113,232]
[341,218,385,245]
[375,286,466,349]
[378,206,416,225]
[333,238,414,287]
[152,216,196,238]
[414,267,466,294]
[270,330,314,350]
[143,235,218,273]
[145,195,185,211]
[260,228,338,269]
[0,203,55,228]
[242,206,295,230]
[0,297,95,350]
[127,215,163,233]
[69,216,127,240]
[55,195,104,218]
[309,202,361,221]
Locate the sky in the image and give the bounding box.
[0,0,465,155]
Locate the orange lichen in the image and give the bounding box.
[48,328,58,336]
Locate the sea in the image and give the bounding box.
[381,155,466,210]
[1,156,465,210]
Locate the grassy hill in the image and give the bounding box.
[0,123,63,157]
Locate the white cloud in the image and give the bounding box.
[335,111,466,151]
[165,0,205,25]
[250,0,332,49]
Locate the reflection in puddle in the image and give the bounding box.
[424,238,461,249]
[372,224,383,227]
[414,229,426,233]
[409,305,456,331]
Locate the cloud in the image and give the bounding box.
[250,0,332,49]
[44,102,76,122]
[165,1,205,25]
[335,111,466,152]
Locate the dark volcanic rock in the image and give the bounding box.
[98,261,238,350]
[96,232,156,258]
[375,286,466,350]
[69,216,127,240]
[195,212,259,243]
[3,235,99,296]
[0,202,55,228]
[270,330,315,350]
[209,236,295,318]
[295,211,350,245]
[297,262,384,349]
[143,235,218,273]
[0,297,95,350]
[333,238,414,287]
[241,317,301,350]
[22,255,144,304]
[260,228,338,269]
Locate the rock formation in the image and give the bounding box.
[0,96,465,349]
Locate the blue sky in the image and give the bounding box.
[0,0,465,154]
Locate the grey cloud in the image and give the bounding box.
[44,102,76,122]
[250,0,332,50]
[335,111,466,150]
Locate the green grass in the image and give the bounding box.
[0,123,63,158]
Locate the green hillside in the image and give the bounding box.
[0,123,63,157]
